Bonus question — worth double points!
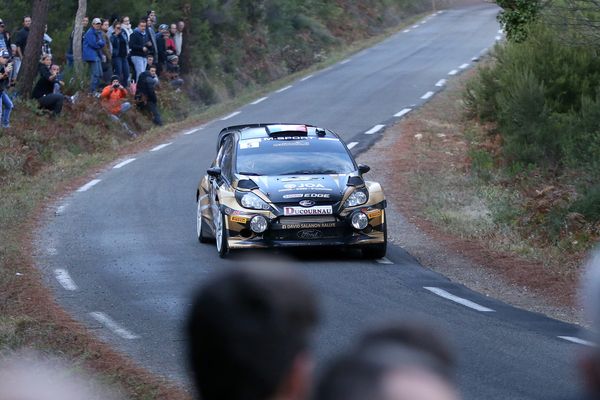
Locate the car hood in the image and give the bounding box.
[248,174,351,204]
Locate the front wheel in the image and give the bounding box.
[362,223,387,259]
[196,200,213,243]
[215,211,229,258]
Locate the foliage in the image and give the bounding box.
[496,0,544,42]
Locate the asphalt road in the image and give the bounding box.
[37,3,586,399]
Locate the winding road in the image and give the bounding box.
[37,3,585,399]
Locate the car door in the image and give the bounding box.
[209,135,234,222]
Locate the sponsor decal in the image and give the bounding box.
[299,200,316,207]
[239,139,261,149]
[367,209,383,219]
[281,177,316,182]
[284,206,333,216]
[297,229,323,240]
[273,142,310,147]
[282,193,332,199]
[281,222,336,230]
[230,216,248,223]
[279,183,332,192]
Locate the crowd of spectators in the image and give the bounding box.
[0,11,186,128]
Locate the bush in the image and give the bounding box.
[571,184,600,223]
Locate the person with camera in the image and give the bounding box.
[135,64,161,125]
[0,50,14,128]
[32,55,65,117]
[100,75,131,117]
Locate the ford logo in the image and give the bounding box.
[299,200,316,207]
[297,229,322,240]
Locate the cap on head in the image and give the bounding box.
[159,24,168,31]
[1,50,10,58]
[111,75,120,82]
[167,55,178,62]
[92,17,102,25]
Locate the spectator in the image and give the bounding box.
[83,18,105,93]
[42,24,52,56]
[129,17,149,81]
[164,54,183,88]
[146,54,156,71]
[66,16,89,66]
[578,248,600,399]
[155,23,171,74]
[50,64,65,94]
[9,44,17,85]
[146,11,158,61]
[0,19,11,53]
[314,323,460,400]
[100,19,112,85]
[0,50,14,128]
[32,55,65,116]
[186,264,319,400]
[100,75,131,117]
[110,22,129,87]
[13,16,32,81]
[174,20,184,56]
[135,64,161,125]
[120,16,133,41]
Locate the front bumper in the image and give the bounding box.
[223,203,386,250]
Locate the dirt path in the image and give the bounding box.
[357,73,583,326]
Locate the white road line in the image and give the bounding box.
[340,59,351,64]
[150,142,172,152]
[394,108,412,117]
[56,204,68,215]
[182,125,204,135]
[421,91,435,100]
[376,257,394,265]
[365,124,385,135]
[251,97,268,105]
[558,336,597,347]
[448,69,458,76]
[347,142,358,149]
[90,312,140,340]
[403,29,411,33]
[498,29,503,34]
[276,85,293,93]
[435,79,447,87]
[220,111,241,121]
[424,287,495,312]
[411,24,419,29]
[77,179,101,192]
[459,63,470,69]
[301,74,314,82]
[495,35,502,41]
[54,269,78,291]
[113,158,136,169]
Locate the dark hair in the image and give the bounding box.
[138,17,148,24]
[314,354,384,400]
[187,265,318,400]
[357,322,455,377]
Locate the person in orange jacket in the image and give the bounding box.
[100,75,131,116]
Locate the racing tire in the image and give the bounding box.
[362,222,387,259]
[196,200,213,243]
[215,211,229,258]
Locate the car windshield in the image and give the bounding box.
[236,137,355,176]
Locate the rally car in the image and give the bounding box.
[196,123,387,258]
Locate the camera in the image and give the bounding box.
[112,83,120,89]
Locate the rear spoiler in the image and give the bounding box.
[217,123,317,151]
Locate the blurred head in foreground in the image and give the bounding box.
[579,248,600,397]
[314,322,460,400]
[187,265,319,400]
[0,350,121,400]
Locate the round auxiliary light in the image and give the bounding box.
[351,212,369,230]
[250,215,268,233]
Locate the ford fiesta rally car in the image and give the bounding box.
[196,123,387,258]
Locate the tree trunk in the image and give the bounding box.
[73,0,87,72]
[180,2,192,74]
[16,0,50,97]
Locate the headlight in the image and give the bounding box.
[344,189,368,208]
[351,212,369,230]
[240,192,271,210]
[250,215,268,233]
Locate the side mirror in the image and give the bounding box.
[207,167,222,178]
[358,164,370,174]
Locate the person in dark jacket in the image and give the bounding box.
[32,55,65,116]
[155,24,169,75]
[135,64,161,125]
[129,17,150,81]
[13,16,31,81]
[0,50,14,128]
[82,18,105,93]
[0,19,11,54]
[66,16,88,66]
[110,22,129,87]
